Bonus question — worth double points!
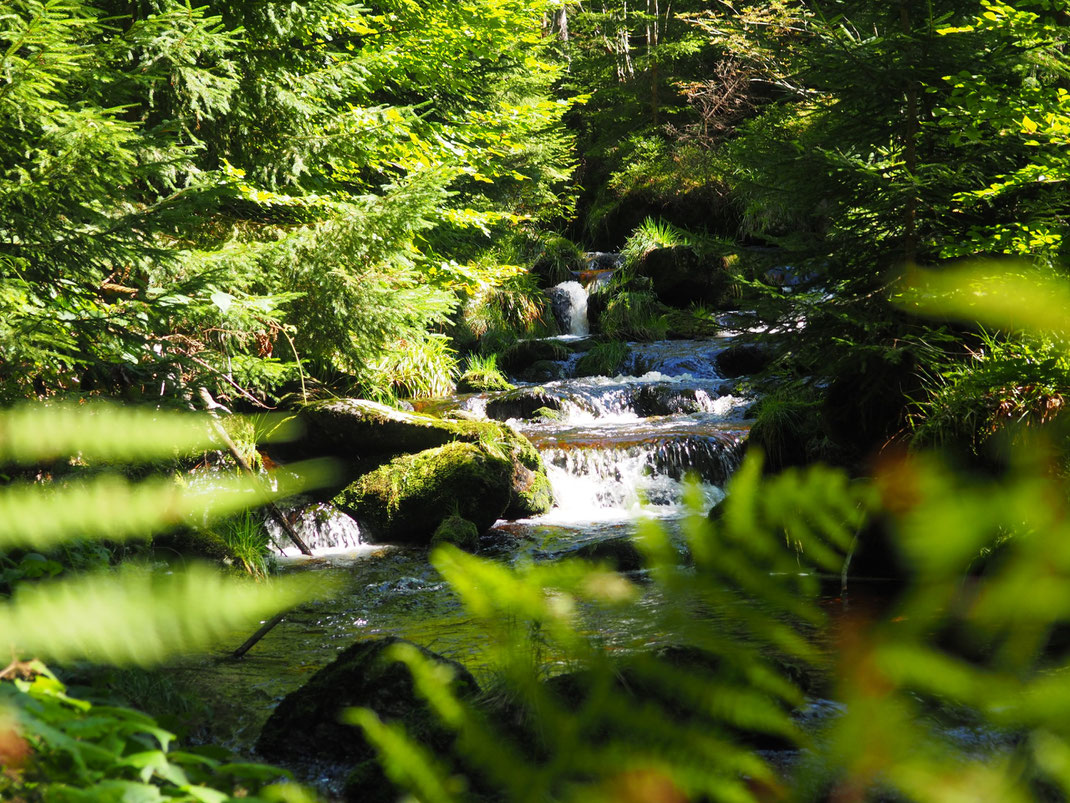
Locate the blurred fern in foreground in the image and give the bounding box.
[0,402,329,800]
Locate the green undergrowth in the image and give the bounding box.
[458,354,515,393]
[574,340,630,377]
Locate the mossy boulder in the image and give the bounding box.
[635,246,733,309]
[430,515,480,552]
[505,463,554,519]
[284,398,553,517]
[257,637,479,767]
[292,398,482,461]
[485,387,563,421]
[457,370,514,394]
[335,442,514,544]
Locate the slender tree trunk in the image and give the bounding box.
[647,0,659,124]
[900,1,919,265]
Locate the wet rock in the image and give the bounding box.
[430,515,480,552]
[505,464,554,519]
[485,388,563,421]
[715,343,772,378]
[634,385,706,417]
[257,637,479,768]
[335,442,514,544]
[635,246,733,309]
[548,281,589,336]
[499,340,571,377]
[517,360,567,383]
[559,536,645,572]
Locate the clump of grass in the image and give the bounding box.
[621,217,691,267]
[367,333,459,400]
[461,272,559,354]
[215,511,276,579]
[747,385,827,472]
[601,291,669,341]
[574,341,630,377]
[532,233,585,286]
[458,353,515,393]
[911,331,1070,453]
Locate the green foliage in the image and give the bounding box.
[600,290,669,341]
[0,663,316,802]
[620,217,690,266]
[366,333,459,402]
[0,403,327,663]
[0,0,577,404]
[0,402,331,799]
[573,340,629,377]
[458,354,515,394]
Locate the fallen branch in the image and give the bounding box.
[230,612,288,660]
[199,387,312,556]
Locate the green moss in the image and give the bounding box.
[430,515,480,552]
[335,442,514,544]
[506,467,554,518]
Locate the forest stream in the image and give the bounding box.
[173,257,756,759]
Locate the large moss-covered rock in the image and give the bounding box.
[285,398,554,519]
[336,442,513,544]
[294,398,486,460]
[256,637,479,766]
[636,246,733,309]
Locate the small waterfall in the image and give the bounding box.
[549,281,590,336]
[537,432,744,522]
[267,501,363,554]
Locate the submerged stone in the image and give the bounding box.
[430,514,480,552]
[335,442,513,544]
[256,636,479,767]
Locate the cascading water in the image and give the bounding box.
[500,337,749,528]
[549,280,590,336]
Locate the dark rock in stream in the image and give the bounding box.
[715,343,772,378]
[517,359,568,383]
[335,442,514,544]
[485,387,564,421]
[556,536,645,572]
[257,637,480,800]
[634,384,707,417]
[635,246,733,309]
[499,339,571,377]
